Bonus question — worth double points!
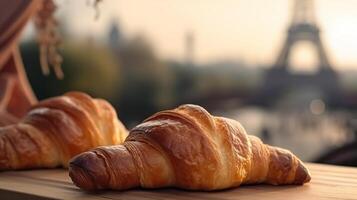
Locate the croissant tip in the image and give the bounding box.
[69,163,94,190]
[69,152,100,190]
[295,161,311,184]
[304,169,311,183]
[301,163,311,184]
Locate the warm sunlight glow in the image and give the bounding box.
[289,41,319,73]
[23,0,357,70]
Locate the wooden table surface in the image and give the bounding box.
[0,163,356,200]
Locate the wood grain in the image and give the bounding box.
[0,163,356,200]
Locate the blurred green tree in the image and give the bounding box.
[115,35,173,126]
[20,40,121,103]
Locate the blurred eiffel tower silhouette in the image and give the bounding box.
[275,0,332,70]
[257,0,342,107]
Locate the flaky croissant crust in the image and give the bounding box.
[0,92,127,170]
[70,104,310,191]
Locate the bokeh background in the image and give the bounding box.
[20,0,357,166]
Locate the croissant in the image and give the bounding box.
[69,104,311,191]
[0,112,18,127]
[0,92,127,170]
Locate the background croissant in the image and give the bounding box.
[0,112,18,127]
[0,92,127,170]
[69,104,311,191]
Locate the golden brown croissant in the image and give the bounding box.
[69,104,311,191]
[0,92,127,170]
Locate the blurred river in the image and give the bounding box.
[216,106,356,161]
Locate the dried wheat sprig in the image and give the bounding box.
[34,0,63,79]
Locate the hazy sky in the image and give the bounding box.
[41,0,357,70]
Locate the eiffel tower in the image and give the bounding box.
[274,0,332,71]
[257,0,341,107]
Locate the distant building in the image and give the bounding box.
[108,19,124,51]
[256,0,342,108]
[185,31,195,66]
